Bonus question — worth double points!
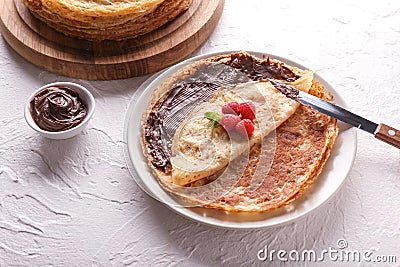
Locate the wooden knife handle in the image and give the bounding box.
[375,123,400,149]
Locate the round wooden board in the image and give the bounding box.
[0,0,224,80]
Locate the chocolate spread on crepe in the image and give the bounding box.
[144,52,301,174]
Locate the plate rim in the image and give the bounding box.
[123,50,357,229]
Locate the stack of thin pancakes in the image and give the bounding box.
[141,51,338,212]
[22,0,192,40]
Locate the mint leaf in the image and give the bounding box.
[205,112,222,122]
[209,120,218,128]
[205,112,222,128]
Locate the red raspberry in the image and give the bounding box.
[239,102,256,121]
[222,102,240,115]
[220,114,241,132]
[235,119,254,138]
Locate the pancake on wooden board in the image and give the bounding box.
[141,51,338,212]
[22,0,192,40]
[23,0,166,23]
[27,0,191,40]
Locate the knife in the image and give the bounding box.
[269,79,400,149]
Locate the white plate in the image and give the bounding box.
[123,51,357,229]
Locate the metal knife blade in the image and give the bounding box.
[269,79,400,149]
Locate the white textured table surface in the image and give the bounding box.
[1,1,400,266]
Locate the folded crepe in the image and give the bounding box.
[170,71,313,185]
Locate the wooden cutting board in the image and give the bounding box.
[0,0,224,80]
